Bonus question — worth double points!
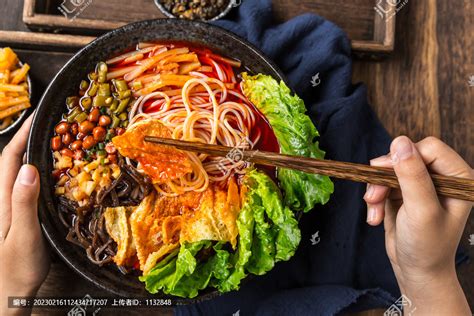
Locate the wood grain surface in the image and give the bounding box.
[0,0,472,315]
[33,0,376,39]
[21,0,394,56]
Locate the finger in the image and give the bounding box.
[415,137,473,218]
[364,183,390,204]
[390,136,440,214]
[0,115,33,239]
[384,198,403,235]
[366,201,385,226]
[364,155,391,204]
[416,136,473,179]
[369,155,404,201]
[368,155,403,233]
[8,164,41,240]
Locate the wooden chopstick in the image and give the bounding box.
[144,136,474,202]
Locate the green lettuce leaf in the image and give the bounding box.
[140,241,233,298]
[245,169,300,263]
[170,243,231,298]
[220,169,300,287]
[217,197,254,292]
[242,73,334,212]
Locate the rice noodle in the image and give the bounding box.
[128,75,258,196]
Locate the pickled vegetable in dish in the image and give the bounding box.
[160,0,230,20]
[51,42,334,298]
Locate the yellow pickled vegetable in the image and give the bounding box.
[0,47,18,71]
[0,47,31,130]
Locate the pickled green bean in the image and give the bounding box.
[88,81,99,97]
[66,107,81,123]
[110,99,119,112]
[113,79,128,92]
[97,62,108,83]
[80,97,91,110]
[79,80,89,91]
[118,112,128,121]
[88,72,98,81]
[66,96,79,109]
[117,90,131,99]
[92,95,107,108]
[98,83,111,96]
[113,98,130,114]
[75,112,88,123]
[111,115,121,128]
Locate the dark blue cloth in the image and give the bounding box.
[177,0,400,315]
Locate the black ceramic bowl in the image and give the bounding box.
[26,19,285,301]
[0,62,33,135]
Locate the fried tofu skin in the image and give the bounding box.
[112,119,192,184]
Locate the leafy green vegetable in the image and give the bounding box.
[242,73,334,212]
[247,198,275,275]
[138,248,180,294]
[140,241,231,298]
[140,170,301,298]
[246,169,300,263]
[217,197,254,292]
[171,244,231,298]
[220,169,300,287]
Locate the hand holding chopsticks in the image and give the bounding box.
[145,136,474,202]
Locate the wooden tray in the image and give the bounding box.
[21,0,395,58]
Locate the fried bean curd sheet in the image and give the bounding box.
[112,119,192,184]
[104,177,242,275]
[104,206,136,266]
[180,177,241,248]
[130,190,200,274]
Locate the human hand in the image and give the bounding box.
[0,116,50,316]
[364,136,472,315]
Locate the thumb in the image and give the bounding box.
[9,164,41,236]
[390,136,441,214]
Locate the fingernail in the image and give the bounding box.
[391,137,413,164]
[364,184,374,200]
[18,164,36,185]
[370,154,390,164]
[367,206,377,223]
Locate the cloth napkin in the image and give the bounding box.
[177,0,400,314]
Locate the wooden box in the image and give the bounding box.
[20,0,396,58]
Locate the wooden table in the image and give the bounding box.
[1,0,472,315]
